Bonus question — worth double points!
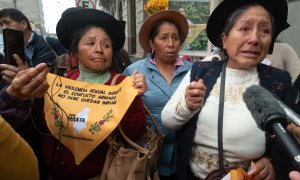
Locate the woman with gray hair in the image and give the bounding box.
[161,0,291,179]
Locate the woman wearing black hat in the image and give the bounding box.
[161,0,291,179]
[43,9,147,179]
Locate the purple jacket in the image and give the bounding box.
[0,87,33,129]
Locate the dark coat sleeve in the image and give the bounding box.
[284,74,300,114]
[260,66,295,180]
[0,87,33,129]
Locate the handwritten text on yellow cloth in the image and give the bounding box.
[44,73,137,165]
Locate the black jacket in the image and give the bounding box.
[25,32,67,67]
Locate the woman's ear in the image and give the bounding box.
[221,33,227,50]
[149,39,155,51]
[20,20,28,31]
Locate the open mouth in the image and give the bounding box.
[241,51,260,58]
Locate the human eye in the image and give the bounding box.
[240,26,250,32]
[86,40,94,46]
[260,25,272,35]
[103,42,111,48]
[173,35,180,41]
[160,36,167,40]
[262,28,271,34]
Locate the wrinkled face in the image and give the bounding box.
[221,5,272,70]
[0,16,27,31]
[76,27,113,71]
[149,22,181,64]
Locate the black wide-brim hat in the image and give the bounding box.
[206,0,290,54]
[139,10,189,52]
[56,8,125,52]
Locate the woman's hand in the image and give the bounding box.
[131,70,147,96]
[287,123,300,144]
[6,63,49,100]
[0,54,28,83]
[289,171,300,180]
[252,157,275,180]
[185,79,206,110]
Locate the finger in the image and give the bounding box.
[30,81,50,98]
[0,63,20,73]
[186,101,203,110]
[188,89,205,98]
[133,74,145,84]
[293,126,300,137]
[14,64,48,88]
[16,69,48,97]
[1,75,14,84]
[289,171,300,180]
[287,124,300,143]
[132,69,139,77]
[287,124,294,132]
[187,80,206,91]
[253,158,274,180]
[34,63,49,72]
[13,54,28,70]
[1,69,17,81]
[261,169,275,180]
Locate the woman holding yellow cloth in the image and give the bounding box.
[43,8,147,179]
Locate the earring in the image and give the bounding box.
[151,50,155,59]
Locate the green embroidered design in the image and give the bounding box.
[89,109,113,134]
[51,104,65,130]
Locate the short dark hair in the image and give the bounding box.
[0,8,32,31]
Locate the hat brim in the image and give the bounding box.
[56,8,125,52]
[206,0,290,54]
[139,10,189,52]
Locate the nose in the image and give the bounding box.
[95,43,103,53]
[248,29,259,45]
[167,38,174,47]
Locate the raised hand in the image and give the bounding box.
[131,70,147,96]
[185,79,206,110]
[6,63,49,100]
[0,54,28,83]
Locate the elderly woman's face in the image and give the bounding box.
[76,27,113,71]
[221,5,272,70]
[149,22,181,64]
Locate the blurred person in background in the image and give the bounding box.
[264,41,300,82]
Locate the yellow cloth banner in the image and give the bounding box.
[185,24,206,44]
[44,73,137,165]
